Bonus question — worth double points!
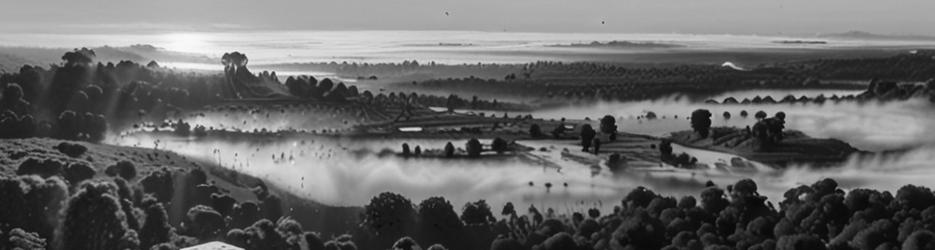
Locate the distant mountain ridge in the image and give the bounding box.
[818,31,935,41]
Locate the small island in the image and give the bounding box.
[772,40,829,45]
[550,40,683,49]
[668,110,859,167]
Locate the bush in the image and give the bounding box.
[466,138,482,158]
[61,181,139,250]
[16,158,64,178]
[105,160,137,180]
[529,124,543,137]
[444,142,455,158]
[140,168,174,203]
[64,162,96,184]
[491,137,508,154]
[55,142,87,157]
[690,109,712,138]
[182,205,225,241]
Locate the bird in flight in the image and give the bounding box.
[601,21,605,24]
[445,11,450,16]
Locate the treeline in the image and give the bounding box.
[0,48,227,142]
[271,60,518,80]
[5,163,935,250]
[782,52,935,81]
[707,79,935,104]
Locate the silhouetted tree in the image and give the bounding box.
[580,124,596,152]
[140,167,174,203]
[181,205,225,241]
[461,200,495,225]
[466,138,482,158]
[61,181,139,250]
[491,137,508,154]
[600,115,618,141]
[363,192,416,247]
[444,142,455,158]
[690,109,712,138]
[529,124,543,138]
[402,143,412,157]
[140,199,174,249]
[105,160,137,180]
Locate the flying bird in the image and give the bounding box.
[445,11,450,16]
[601,21,605,25]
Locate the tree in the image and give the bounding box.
[62,48,95,66]
[690,109,712,138]
[541,232,577,250]
[489,237,523,250]
[903,230,935,250]
[392,236,421,250]
[659,140,673,160]
[529,124,543,138]
[445,94,459,113]
[466,138,482,158]
[140,200,174,249]
[600,115,618,141]
[62,181,139,250]
[276,217,304,248]
[181,205,225,241]
[64,162,95,185]
[580,124,596,152]
[767,112,786,143]
[444,142,455,158]
[0,175,68,242]
[0,83,30,117]
[754,110,768,120]
[418,197,463,246]
[491,137,508,154]
[17,158,64,178]
[461,200,495,225]
[776,234,826,250]
[401,143,412,157]
[140,168,174,203]
[55,142,87,158]
[592,137,601,154]
[304,232,326,250]
[105,160,137,180]
[612,211,666,249]
[363,192,416,245]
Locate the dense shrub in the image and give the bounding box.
[105,160,137,180]
[55,142,87,157]
[17,158,64,178]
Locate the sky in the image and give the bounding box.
[1,0,934,35]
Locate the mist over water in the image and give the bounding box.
[110,94,935,212]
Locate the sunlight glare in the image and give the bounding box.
[161,33,209,53]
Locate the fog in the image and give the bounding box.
[105,87,935,213]
[532,97,935,151]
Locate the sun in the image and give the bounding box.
[161,33,208,53]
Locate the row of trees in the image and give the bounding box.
[407,138,512,158]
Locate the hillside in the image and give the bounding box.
[0,138,361,237]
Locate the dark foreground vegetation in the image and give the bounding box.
[4,146,935,250]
